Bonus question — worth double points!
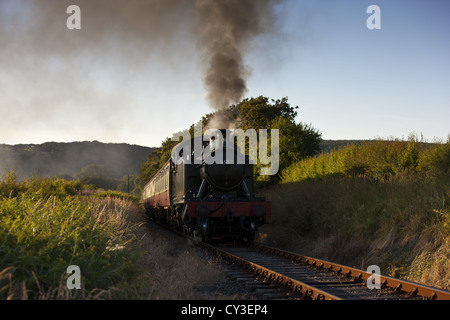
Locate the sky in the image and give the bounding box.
[1,0,449,148]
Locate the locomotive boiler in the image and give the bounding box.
[142,129,270,242]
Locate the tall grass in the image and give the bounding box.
[260,138,450,290]
[282,138,450,183]
[0,175,143,299]
[1,174,226,299]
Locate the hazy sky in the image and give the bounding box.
[1,0,449,147]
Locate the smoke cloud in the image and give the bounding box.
[0,0,283,143]
[0,0,196,144]
[195,0,282,111]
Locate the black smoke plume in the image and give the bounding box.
[195,0,282,111]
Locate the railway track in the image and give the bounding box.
[199,241,450,300]
[146,217,450,300]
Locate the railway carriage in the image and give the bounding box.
[143,129,270,242]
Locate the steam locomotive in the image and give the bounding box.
[143,129,270,242]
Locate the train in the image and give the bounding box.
[142,129,270,242]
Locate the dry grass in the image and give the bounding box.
[258,173,450,291]
[133,219,226,300]
[0,267,111,300]
[406,238,449,289]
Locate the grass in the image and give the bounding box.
[0,173,225,299]
[92,190,140,203]
[0,190,142,299]
[0,174,139,299]
[135,224,226,300]
[282,137,450,183]
[259,138,450,291]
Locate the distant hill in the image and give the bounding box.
[0,141,155,180]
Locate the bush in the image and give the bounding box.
[0,171,25,198]
[281,139,449,183]
[93,190,139,203]
[0,174,142,299]
[23,177,83,199]
[417,142,450,173]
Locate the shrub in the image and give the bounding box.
[0,171,25,198]
[93,190,139,203]
[0,174,142,299]
[281,139,448,183]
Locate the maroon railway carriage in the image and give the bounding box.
[143,130,270,242]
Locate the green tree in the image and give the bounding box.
[79,164,107,178]
[235,96,298,129]
[215,96,322,184]
[77,164,120,190]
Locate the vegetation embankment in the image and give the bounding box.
[0,174,222,299]
[260,138,450,290]
[0,174,142,299]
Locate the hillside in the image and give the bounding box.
[0,141,154,180]
[259,139,450,290]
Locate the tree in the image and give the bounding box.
[227,96,322,184]
[79,164,107,178]
[235,96,298,130]
[77,164,119,190]
[116,174,139,195]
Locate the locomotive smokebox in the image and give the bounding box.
[200,129,246,191]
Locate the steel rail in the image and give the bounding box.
[254,243,450,300]
[200,242,342,300]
